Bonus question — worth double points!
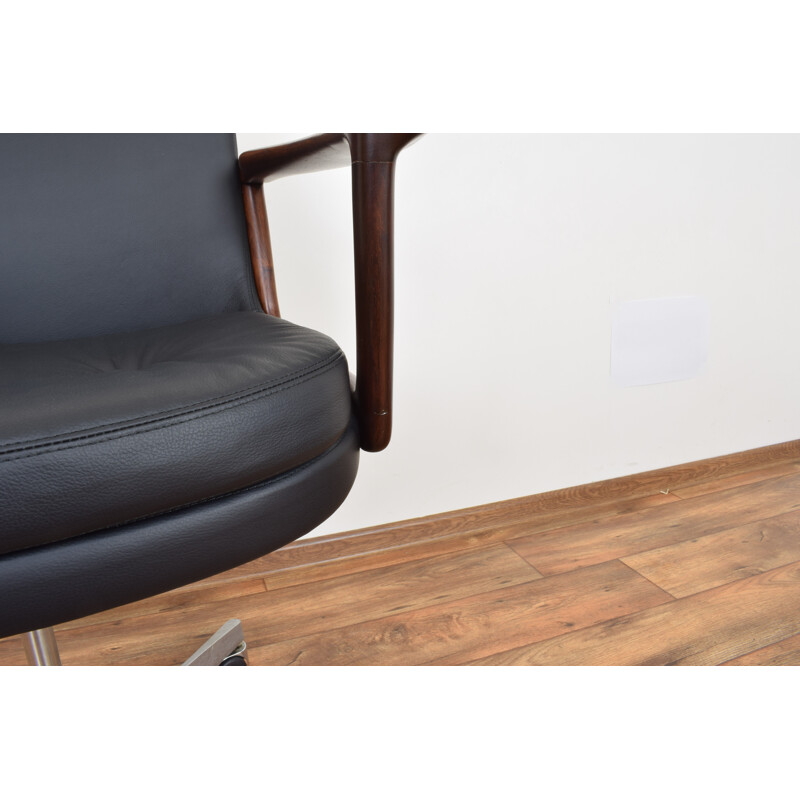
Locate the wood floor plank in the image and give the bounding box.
[188,437,800,589]
[264,494,679,589]
[199,492,679,590]
[6,440,800,667]
[670,459,800,499]
[249,543,543,646]
[507,471,800,576]
[467,560,800,665]
[57,578,268,632]
[723,633,800,666]
[621,508,800,598]
[248,561,672,666]
[0,636,27,665]
[34,544,541,666]
[244,490,680,574]
[48,598,257,666]
[0,578,269,666]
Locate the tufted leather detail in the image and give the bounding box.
[0,311,353,556]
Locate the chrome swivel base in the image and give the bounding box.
[23,628,62,666]
[22,619,247,666]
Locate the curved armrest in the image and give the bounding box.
[239,133,350,183]
[238,133,421,452]
[238,133,420,183]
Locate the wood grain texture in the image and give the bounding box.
[723,632,800,665]
[189,439,800,590]
[507,471,800,576]
[241,183,280,316]
[347,136,420,451]
[0,635,26,665]
[5,438,800,667]
[238,132,422,185]
[191,492,679,590]
[0,578,269,667]
[239,133,420,452]
[621,508,800,598]
[351,158,394,451]
[0,579,268,665]
[56,578,268,631]
[670,459,800,499]
[239,133,350,184]
[249,561,671,666]
[468,560,800,666]
[11,545,538,666]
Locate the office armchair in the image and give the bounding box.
[0,133,418,665]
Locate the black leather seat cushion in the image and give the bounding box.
[0,311,352,557]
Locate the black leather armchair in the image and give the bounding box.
[0,133,418,665]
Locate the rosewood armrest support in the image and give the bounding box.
[239,133,421,452]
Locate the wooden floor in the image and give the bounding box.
[4,440,800,666]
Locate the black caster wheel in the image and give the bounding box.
[219,639,247,665]
[220,654,247,666]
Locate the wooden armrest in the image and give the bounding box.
[238,133,420,183]
[239,133,350,184]
[238,133,421,452]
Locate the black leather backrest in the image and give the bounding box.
[0,134,259,343]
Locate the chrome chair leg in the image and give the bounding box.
[23,628,62,666]
[182,618,247,666]
[21,619,246,666]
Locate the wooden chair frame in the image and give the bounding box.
[238,133,421,452]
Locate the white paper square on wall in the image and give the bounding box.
[611,296,710,387]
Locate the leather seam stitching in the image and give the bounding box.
[0,345,342,452]
[20,425,352,551]
[0,352,344,462]
[89,426,350,533]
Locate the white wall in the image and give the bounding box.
[237,134,800,537]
